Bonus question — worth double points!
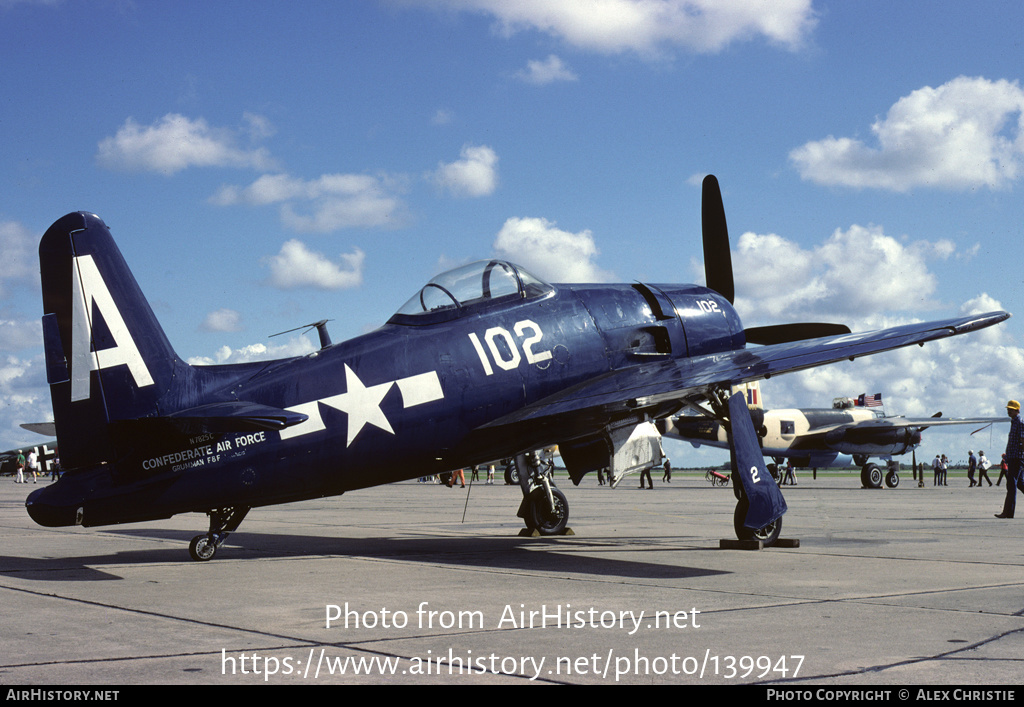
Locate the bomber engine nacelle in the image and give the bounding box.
[823,425,921,456]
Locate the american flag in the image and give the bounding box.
[857,393,883,407]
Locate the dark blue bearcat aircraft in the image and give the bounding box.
[26,177,1009,560]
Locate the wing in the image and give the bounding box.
[480,310,1010,435]
[20,422,57,436]
[803,415,1006,438]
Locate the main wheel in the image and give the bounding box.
[189,534,217,561]
[504,462,520,485]
[885,470,900,488]
[861,463,883,489]
[525,487,568,536]
[733,498,782,546]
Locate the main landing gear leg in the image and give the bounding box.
[712,388,788,548]
[189,506,250,561]
[514,451,570,536]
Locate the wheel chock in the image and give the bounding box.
[719,537,800,550]
[518,527,575,537]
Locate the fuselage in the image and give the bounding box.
[27,261,742,528]
[663,406,921,468]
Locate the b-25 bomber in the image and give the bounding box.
[661,382,1005,488]
[25,176,1010,559]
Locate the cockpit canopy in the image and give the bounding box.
[390,260,554,325]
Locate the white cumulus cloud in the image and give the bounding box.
[212,172,405,232]
[516,55,578,84]
[430,144,499,197]
[200,308,243,333]
[791,76,1024,191]
[0,353,53,447]
[97,113,275,175]
[724,225,971,325]
[265,240,365,290]
[428,0,816,56]
[716,222,1020,439]
[187,337,316,366]
[493,217,614,282]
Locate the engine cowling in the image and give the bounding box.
[824,425,920,456]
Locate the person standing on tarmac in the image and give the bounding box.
[995,400,1024,518]
[977,450,993,487]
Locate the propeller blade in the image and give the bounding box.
[918,412,942,432]
[744,322,851,346]
[701,174,734,304]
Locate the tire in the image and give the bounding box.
[189,534,216,562]
[862,463,883,489]
[526,487,568,536]
[733,498,782,547]
[885,470,900,488]
[504,462,520,485]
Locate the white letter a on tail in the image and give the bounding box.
[70,254,154,402]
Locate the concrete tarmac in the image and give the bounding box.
[1,471,1022,686]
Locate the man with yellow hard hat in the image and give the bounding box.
[995,400,1024,518]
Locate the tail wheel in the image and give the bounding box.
[525,487,568,536]
[188,507,249,561]
[733,497,782,547]
[189,535,217,562]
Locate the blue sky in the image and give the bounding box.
[2,0,1022,467]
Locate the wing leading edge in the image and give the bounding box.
[480,310,1011,432]
[790,415,1006,446]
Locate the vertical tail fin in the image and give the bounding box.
[40,213,189,469]
[732,380,763,410]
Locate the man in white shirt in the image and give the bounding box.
[27,450,39,484]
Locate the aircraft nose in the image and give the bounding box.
[25,486,80,527]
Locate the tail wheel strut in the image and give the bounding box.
[189,506,250,561]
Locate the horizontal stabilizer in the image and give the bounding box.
[744,322,851,346]
[169,401,309,431]
[118,401,309,436]
[21,422,57,436]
